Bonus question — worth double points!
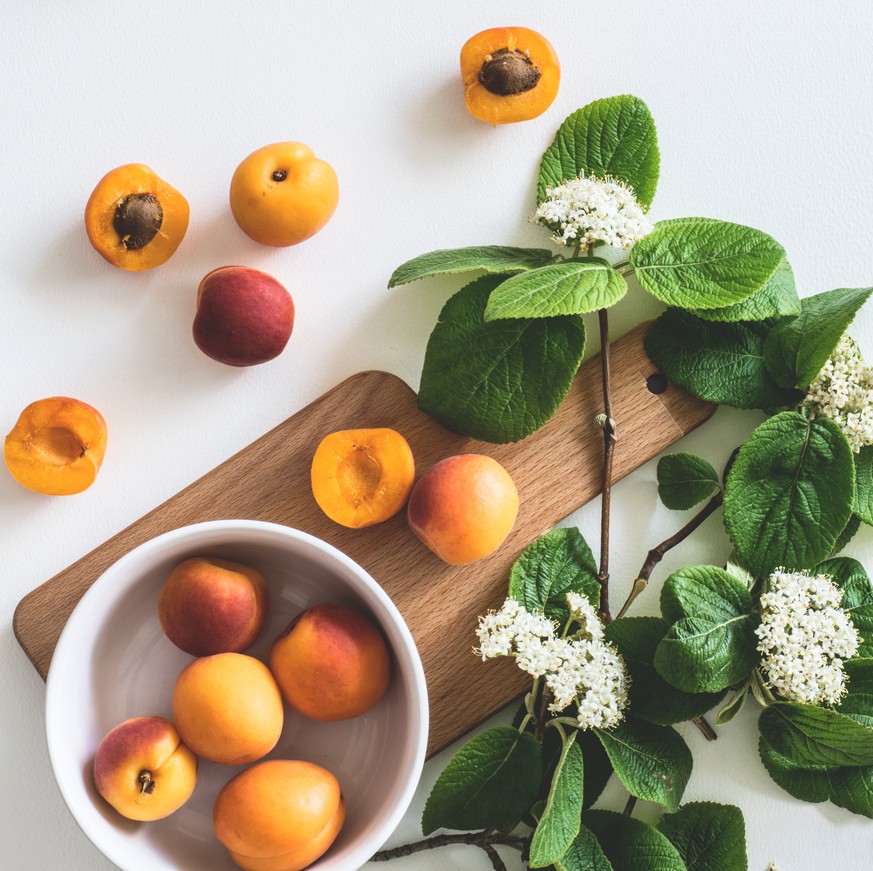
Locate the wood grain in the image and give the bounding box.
[14,322,714,757]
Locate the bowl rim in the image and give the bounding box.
[45,518,429,871]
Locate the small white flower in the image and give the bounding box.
[804,334,873,452]
[756,569,860,706]
[532,173,654,253]
[475,596,629,730]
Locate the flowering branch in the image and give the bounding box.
[371,832,525,863]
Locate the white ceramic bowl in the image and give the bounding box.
[45,520,429,871]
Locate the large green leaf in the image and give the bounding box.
[585,811,688,871]
[657,802,748,871]
[388,245,555,287]
[655,566,757,694]
[538,95,660,208]
[554,825,616,871]
[595,718,692,811]
[644,308,801,410]
[421,726,541,834]
[417,275,586,443]
[818,557,873,659]
[509,527,600,623]
[758,702,873,768]
[579,727,614,809]
[723,412,856,576]
[484,258,627,320]
[529,737,584,868]
[687,258,800,323]
[657,453,721,510]
[763,286,873,388]
[855,446,873,526]
[630,218,785,310]
[606,617,726,725]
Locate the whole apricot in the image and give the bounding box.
[270,604,391,722]
[407,454,519,564]
[230,142,339,247]
[84,163,189,270]
[4,396,108,495]
[93,716,197,822]
[193,266,295,367]
[158,556,270,656]
[173,653,284,765]
[214,759,345,871]
[311,428,415,528]
[460,27,560,124]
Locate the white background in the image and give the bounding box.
[2,2,872,869]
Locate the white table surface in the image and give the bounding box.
[2,2,872,869]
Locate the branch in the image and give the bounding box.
[371,832,525,862]
[616,491,724,620]
[484,844,510,871]
[598,307,617,623]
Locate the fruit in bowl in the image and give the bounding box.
[92,716,197,822]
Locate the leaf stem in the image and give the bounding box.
[692,715,719,741]
[623,795,638,816]
[371,832,526,862]
[615,491,724,619]
[598,307,617,623]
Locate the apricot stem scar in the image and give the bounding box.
[138,771,156,794]
[271,169,288,182]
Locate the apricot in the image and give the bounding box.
[214,759,345,871]
[270,604,391,722]
[193,266,295,367]
[84,163,189,270]
[4,396,108,495]
[310,428,415,528]
[93,716,197,822]
[460,27,560,124]
[173,653,284,765]
[158,556,269,656]
[407,454,519,564]
[230,142,339,247]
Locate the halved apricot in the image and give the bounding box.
[311,428,415,528]
[460,27,560,124]
[4,397,108,495]
[85,163,189,271]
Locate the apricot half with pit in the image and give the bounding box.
[311,428,415,528]
[4,396,108,495]
[85,163,189,270]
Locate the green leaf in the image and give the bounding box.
[855,446,873,526]
[714,687,749,725]
[595,718,692,811]
[538,95,660,208]
[644,308,802,410]
[484,259,627,320]
[723,412,856,576]
[657,802,748,871]
[758,702,873,768]
[687,258,800,323]
[818,557,873,659]
[388,245,555,287]
[579,727,614,809]
[421,726,541,834]
[509,527,600,623]
[763,286,873,388]
[529,736,585,868]
[585,810,688,871]
[630,218,786,310]
[657,453,721,510]
[606,617,726,725]
[554,825,616,871]
[655,566,757,693]
[831,514,862,557]
[417,275,586,443]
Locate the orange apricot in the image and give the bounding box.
[4,396,107,495]
[85,163,189,270]
[310,428,415,528]
[230,142,339,247]
[460,27,560,124]
[214,759,345,871]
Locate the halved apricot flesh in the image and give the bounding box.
[85,163,189,270]
[460,27,560,124]
[4,397,108,495]
[311,428,414,528]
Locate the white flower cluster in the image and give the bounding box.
[475,595,629,730]
[756,569,860,706]
[532,173,654,252]
[804,334,873,453]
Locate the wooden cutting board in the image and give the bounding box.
[14,322,714,757]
